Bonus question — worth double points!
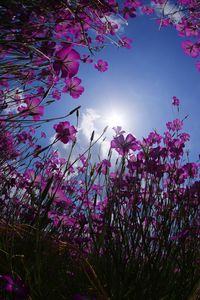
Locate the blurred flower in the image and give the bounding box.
[172,96,180,107]
[111,133,139,155]
[54,121,77,144]
[0,274,29,299]
[94,59,108,72]
[63,77,84,98]
[119,37,133,49]
[53,47,80,78]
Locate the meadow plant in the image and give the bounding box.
[0,0,200,299]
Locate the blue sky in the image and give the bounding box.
[45,13,200,162]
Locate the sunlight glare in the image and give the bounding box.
[104,110,125,128]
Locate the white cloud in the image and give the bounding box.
[101,14,128,34]
[78,108,119,160]
[1,88,23,114]
[50,107,122,162]
[153,1,183,23]
[78,108,102,141]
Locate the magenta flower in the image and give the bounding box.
[52,89,61,100]
[181,40,199,57]
[172,96,180,107]
[176,21,187,37]
[95,35,104,43]
[94,59,108,72]
[125,0,142,8]
[113,126,126,136]
[196,60,200,72]
[111,133,139,155]
[54,121,77,144]
[141,6,154,15]
[41,131,46,138]
[122,6,136,20]
[18,97,44,121]
[166,118,183,131]
[156,18,171,27]
[0,275,29,299]
[119,37,133,49]
[81,54,93,64]
[53,47,80,78]
[63,77,84,98]
[96,159,111,175]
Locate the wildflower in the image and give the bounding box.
[63,77,84,98]
[54,121,77,144]
[111,133,139,155]
[18,96,44,121]
[141,6,154,15]
[0,275,29,299]
[172,96,180,107]
[181,40,199,57]
[94,59,108,72]
[196,60,200,72]
[81,54,93,63]
[52,89,61,100]
[53,47,80,78]
[166,118,183,131]
[119,37,133,49]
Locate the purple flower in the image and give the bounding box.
[141,5,154,14]
[81,54,93,63]
[53,47,80,78]
[122,6,136,20]
[181,40,199,58]
[54,121,77,144]
[119,37,133,49]
[113,126,126,136]
[63,77,84,98]
[166,118,183,131]
[172,96,180,107]
[52,89,61,100]
[94,59,108,72]
[0,275,29,299]
[111,133,139,155]
[18,97,44,121]
[196,60,200,72]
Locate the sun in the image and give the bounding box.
[104,110,125,128]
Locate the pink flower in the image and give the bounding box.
[18,97,44,121]
[185,25,199,37]
[172,96,180,107]
[96,159,111,175]
[95,35,104,44]
[52,90,61,100]
[125,0,142,8]
[81,54,93,63]
[41,131,46,138]
[54,121,77,144]
[178,0,192,5]
[111,133,139,155]
[196,60,200,72]
[141,6,154,15]
[156,18,171,27]
[94,59,108,72]
[122,6,136,19]
[119,37,133,49]
[0,275,29,299]
[176,21,187,37]
[53,47,80,78]
[113,126,126,136]
[166,118,183,131]
[63,77,84,98]
[181,40,199,58]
